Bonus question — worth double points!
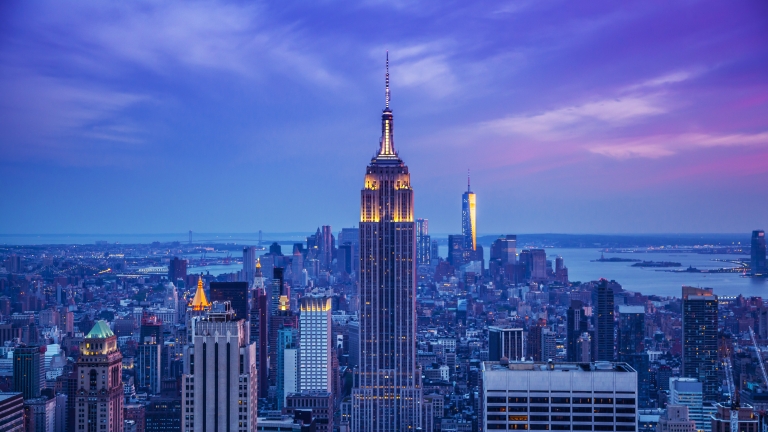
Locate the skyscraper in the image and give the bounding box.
[249,288,269,399]
[168,257,187,285]
[298,297,332,393]
[461,172,476,252]
[752,230,766,276]
[184,302,257,432]
[136,335,161,394]
[242,246,256,286]
[416,219,431,266]
[681,286,719,404]
[209,282,248,321]
[488,327,524,361]
[592,278,615,361]
[352,54,422,432]
[447,234,465,268]
[566,300,588,363]
[74,321,124,432]
[13,345,44,399]
[320,226,334,271]
[490,235,516,265]
[618,305,649,407]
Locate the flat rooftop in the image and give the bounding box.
[483,361,635,373]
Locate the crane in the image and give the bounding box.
[748,326,768,389]
[723,346,739,432]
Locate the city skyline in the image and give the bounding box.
[1,1,767,235]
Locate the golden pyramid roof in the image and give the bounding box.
[190,276,211,311]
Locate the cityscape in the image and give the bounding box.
[1,2,767,432]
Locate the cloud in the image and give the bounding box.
[480,94,665,139]
[589,132,768,159]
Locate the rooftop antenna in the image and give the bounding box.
[385,51,390,109]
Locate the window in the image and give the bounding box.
[509,397,528,403]
[552,397,570,404]
[531,397,549,404]
[616,398,635,405]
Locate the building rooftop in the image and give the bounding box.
[0,392,22,403]
[619,305,646,314]
[482,361,635,373]
[86,320,114,339]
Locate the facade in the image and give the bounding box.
[480,361,638,432]
[74,321,124,432]
[145,398,181,432]
[168,258,187,284]
[488,327,524,361]
[461,174,477,252]
[416,219,431,266]
[711,403,758,432]
[489,235,516,265]
[681,286,719,404]
[136,339,161,394]
[618,305,650,406]
[352,55,422,432]
[277,327,298,409]
[13,344,45,399]
[0,392,24,432]
[657,405,695,432]
[242,247,257,286]
[670,378,708,432]
[209,282,248,321]
[286,391,334,432]
[249,288,269,399]
[183,302,257,432]
[298,297,332,392]
[25,397,56,432]
[566,301,588,362]
[752,230,766,276]
[592,279,615,362]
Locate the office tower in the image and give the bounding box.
[136,336,161,394]
[145,398,181,432]
[526,322,543,361]
[242,246,257,286]
[168,258,187,284]
[618,305,649,406]
[348,321,359,369]
[291,247,305,285]
[554,256,568,284]
[74,321,123,432]
[575,332,592,362]
[286,392,334,432]
[416,219,431,266]
[566,300,588,362]
[276,328,298,409]
[269,242,283,256]
[681,286,719,403]
[339,227,361,278]
[298,297,332,392]
[249,288,269,399]
[269,280,297,391]
[541,329,557,362]
[461,173,477,252]
[0,392,24,432]
[185,302,257,432]
[670,378,708,432]
[24,396,56,432]
[481,361,638,432]
[253,259,265,290]
[488,327,524,361]
[711,403,758,432]
[430,240,439,263]
[657,405,696,432]
[490,235,516,265]
[752,230,766,276]
[592,279,615,361]
[448,234,465,268]
[320,226,334,271]
[209,282,248,321]
[529,249,547,282]
[269,268,286,316]
[352,55,422,432]
[13,345,44,399]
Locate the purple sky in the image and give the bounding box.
[1,1,767,235]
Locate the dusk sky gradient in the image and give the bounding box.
[1,1,767,235]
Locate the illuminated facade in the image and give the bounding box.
[461,173,476,252]
[74,321,124,432]
[298,296,332,392]
[352,53,422,432]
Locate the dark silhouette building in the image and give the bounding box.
[209,281,248,321]
[168,258,187,284]
[752,230,766,276]
[13,345,45,399]
[250,288,269,399]
[566,300,589,362]
[682,286,719,404]
[592,279,615,361]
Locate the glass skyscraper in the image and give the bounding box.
[351,54,422,432]
[461,173,476,252]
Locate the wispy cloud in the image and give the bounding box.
[589,132,768,159]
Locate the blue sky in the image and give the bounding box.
[1,0,767,235]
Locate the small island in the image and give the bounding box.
[631,261,682,268]
[592,253,641,263]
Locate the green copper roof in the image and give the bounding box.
[86,320,114,339]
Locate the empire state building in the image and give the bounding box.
[351,54,422,431]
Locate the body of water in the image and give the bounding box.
[439,246,765,298]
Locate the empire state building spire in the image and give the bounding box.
[377,51,397,160]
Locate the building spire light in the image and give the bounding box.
[385,50,390,110]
